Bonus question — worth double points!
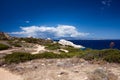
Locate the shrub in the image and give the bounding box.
[0,43,9,50]
[45,43,61,50]
[80,49,120,63]
[33,52,60,59]
[101,49,120,63]
[4,52,33,64]
[64,46,82,52]
[4,49,120,64]
[4,51,80,64]
[12,43,22,47]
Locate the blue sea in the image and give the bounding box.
[69,40,120,50]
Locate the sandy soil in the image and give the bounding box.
[0,48,21,54]
[0,68,23,80]
[2,59,120,80]
[31,45,46,54]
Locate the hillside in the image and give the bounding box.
[0,33,120,80]
[0,32,11,40]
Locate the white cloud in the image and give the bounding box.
[11,25,89,38]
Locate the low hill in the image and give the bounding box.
[0,32,11,40]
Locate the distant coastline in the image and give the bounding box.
[67,40,120,50]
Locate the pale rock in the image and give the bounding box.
[58,39,85,49]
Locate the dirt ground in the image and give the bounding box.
[1,58,120,80]
[0,68,23,80]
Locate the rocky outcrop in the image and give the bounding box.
[58,39,85,49]
[0,32,11,40]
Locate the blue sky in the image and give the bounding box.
[0,0,120,39]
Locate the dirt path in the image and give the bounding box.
[0,48,21,54]
[0,68,23,80]
[31,45,46,54]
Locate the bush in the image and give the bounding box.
[4,52,62,64]
[4,49,120,64]
[0,43,9,50]
[19,37,53,45]
[101,49,120,63]
[45,43,61,50]
[12,43,22,47]
[64,46,82,52]
[8,40,22,47]
[4,51,83,64]
[33,52,60,59]
[4,52,33,64]
[80,49,120,63]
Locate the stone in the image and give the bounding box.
[58,39,85,49]
[59,71,69,75]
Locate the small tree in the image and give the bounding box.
[110,42,115,49]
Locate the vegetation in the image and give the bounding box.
[0,43,9,50]
[7,40,22,47]
[3,49,120,64]
[33,52,60,59]
[18,37,53,45]
[4,51,83,64]
[80,49,120,63]
[1,32,120,64]
[63,46,82,52]
[4,52,34,64]
[13,43,22,47]
[45,43,61,50]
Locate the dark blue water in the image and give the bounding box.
[70,40,120,50]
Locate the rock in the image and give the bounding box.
[59,71,69,75]
[56,62,65,67]
[41,63,45,66]
[73,70,79,73]
[58,39,85,49]
[88,67,118,80]
[0,32,11,40]
[59,49,69,53]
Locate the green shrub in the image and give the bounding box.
[0,43,9,50]
[64,46,82,52]
[8,40,22,47]
[4,49,120,64]
[80,49,120,63]
[4,52,33,64]
[12,43,22,47]
[45,43,61,50]
[80,50,99,60]
[4,51,81,64]
[19,37,53,45]
[33,52,60,59]
[101,49,120,63]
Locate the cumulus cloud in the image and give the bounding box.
[11,25,89,38]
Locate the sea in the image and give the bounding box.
[69,40,120,50]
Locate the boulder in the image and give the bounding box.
[58,39,85,49]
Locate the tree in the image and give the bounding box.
[110,42,115,49]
